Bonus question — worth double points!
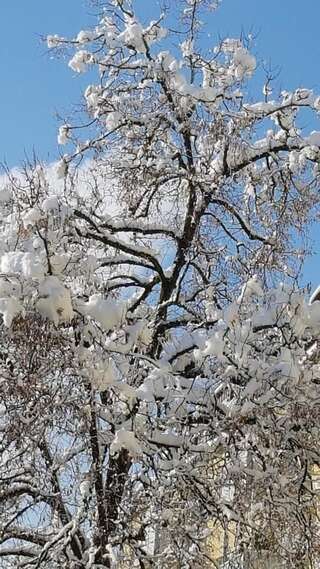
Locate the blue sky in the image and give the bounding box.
[0,0,319,285]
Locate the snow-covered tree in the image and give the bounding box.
[1,0,320,567]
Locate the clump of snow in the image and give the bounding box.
[220,38,242,53]
[0,278,19,298]
[82,294,126,332]
[58,125,71,145]
[220,39,256,80]
[138,321,153,345]
[233,47,256,79]
[21,208,42,228]
[243,101,276,114]
[294,88,313,103]
[306,131,320,147]
[144,22,167,45]
[84,85,102,113]
[125,320,151,348]
[105,112,122,131]
[116,382,138,401]
[0,297,22,327]
[68,50,93,73]
[288,150,300,173]
[180,39,193,57]
[119,20,146,53]
[136,379,155,402]
[79,475,91,500]
[42,196,61,212]
[238,275,263,303]
[157,51,179,73]
[41,195,70,220]
[0,187,12,203]
[56,159,68,180]
[76,30,95,44]
[0,252,44,280]
[252,307,276,328]
[195,329,225,361]
[223,302,239,325]
[50,254,69,275]
[47,34,63,48]
[110,428,142,457]
[105,319,153,354]
[91,359,116,391]
[36,276,73,325]
[272,347,299,381]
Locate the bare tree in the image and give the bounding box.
[1,1,320,567]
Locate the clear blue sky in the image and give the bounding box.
[0,0,319,285]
